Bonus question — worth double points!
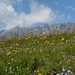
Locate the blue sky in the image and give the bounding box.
[0,0,75,30]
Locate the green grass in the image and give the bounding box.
[0,32,75,75]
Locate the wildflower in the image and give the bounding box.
[10,67,12,70]
[8,62,10,65]
[12,58,14,61]
[16,44,19,46]
[67,70,71,74]
[40,49,42,53]
[44,40,49,45]
[18,48,21,50]
[60,62,61,64]
[72,56,74,58]
[10,46,13,49]
[7,51,11,56]
[16,69,19,72]
[40,35,42,37]
[73,36,75,38]
[28,36,30,39]
[16,66,18,69]
[38,73,42,75]
[61,37,64,41]
[25,36,30,40]
[43,36,46,39]
[10,71,12,73]
[25,38,28,40]
[69,66,72,69]
[6,69,7,72]
[25,50,28,52]
[12,50,15,53]
[37,70,39,72]
[62,66,66,73]
[52,42,54,45]
[40,37,42,40]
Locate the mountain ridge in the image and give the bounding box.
[0,22,75,39]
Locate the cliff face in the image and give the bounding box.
[0,22,75,39]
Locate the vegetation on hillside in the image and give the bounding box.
[0,32,75,75]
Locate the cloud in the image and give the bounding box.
[0,2,18,28]
[25,1,57,26]
[66,6,75,12]
[67,15,72,20]
[0,0,22,5]
[55,1,58,5]
[55,12,72,23]
[0,0,57,30]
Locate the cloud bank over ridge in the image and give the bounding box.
[0,0,57,30]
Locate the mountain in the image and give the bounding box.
[0,30,5,37]
[0,30,5,34]
[0,22,75,39]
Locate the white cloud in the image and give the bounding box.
[0,5,18,28]
[66,6,75,12]
[0,2,17,24]
[25,1,57,26]
[0,0,22,5]
[0,0,57,30]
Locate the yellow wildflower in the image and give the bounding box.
[16,44,19,46]
[73,36,75,38]
[28,36,30,39]
[40,35,42,37]
[12,50,15,53]
[52,43,54,45]
[7,51,11,56]
[43,36,46,39]
[44,40,49,44]
[38,73,42,75]
[61,37,64,41]
[72,56,75,58]
[18,48,21,50]
[25,38,28,40]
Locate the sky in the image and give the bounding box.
[0,0,75,30]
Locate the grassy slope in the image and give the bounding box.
[0,32,75,75]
